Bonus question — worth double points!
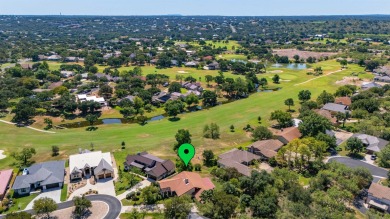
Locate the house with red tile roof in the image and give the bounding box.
[158,171,215,200]
[334,96,352,107]
[273,127,302,145]
[0,169,13,200]
[314,109,338,125]
[247,139,284,160]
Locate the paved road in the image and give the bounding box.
[0,195,121,219]
[328,157,388,178]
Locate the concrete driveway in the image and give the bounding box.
[328,157,388,180]
[69,178,115,200]
[25,188,61,210]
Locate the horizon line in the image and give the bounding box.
[1,14,390,17]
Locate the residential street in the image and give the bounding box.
[0,195,121,219]
[328,157,388,179]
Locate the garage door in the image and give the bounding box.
[105,173,112,178]
[45,183,59,189]
[98,174,105,179]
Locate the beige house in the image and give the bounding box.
[69,151,114,181]
[367,183,390,213]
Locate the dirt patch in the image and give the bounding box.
[138,133,151,138]
[0,150,6,160]
[335,76,364,86]
[259,162,274,173]
[177,71,189,74]
[273,49,337,59]
[44,201,108,219]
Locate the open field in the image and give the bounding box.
[176,40,240,51]
[217,54,248,61]
[0,60,367,170]
[305,38,348,45]
[272,49,338,59]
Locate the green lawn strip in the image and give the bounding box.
[6,193,38,213]
[120,212,164,219]
[60,185,68,201]
[0,61,365,170]
[114,171,143,196]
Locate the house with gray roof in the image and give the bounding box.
[361,82,382,90]
[12,161,65,195]
[321,103,350,114]
[374,75,390,83]
[217,149,260,176]
[124,152,175,180]
[351,133,389,153]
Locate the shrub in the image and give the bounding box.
[126,192,136,200]
[268,157,277,167]
[194,164,202,171]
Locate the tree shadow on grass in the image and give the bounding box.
[348,153,365,160]
[168,117,181,122]
[86,126,98,131]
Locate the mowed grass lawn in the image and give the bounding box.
[176,40,241,51]
[0,60,367,169]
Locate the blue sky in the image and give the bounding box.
[0,0,389,16]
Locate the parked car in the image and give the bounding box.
[371,155,377,160]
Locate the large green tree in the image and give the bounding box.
[174,129,191,151]
[345,137,364,155]
[163,195,192,219]
[252,126,273,141]
[298,90,311,102]
[164,100,185,118]
[316,90,335,105]
[11,147,36,167]
[299,112,332,137]
[284,98,294,111]
[270,110,293,128]
[33,197,57,219]
[73,195,92,218]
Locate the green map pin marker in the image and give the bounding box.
[178,143,195,166]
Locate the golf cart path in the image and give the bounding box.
[294,69,344,86]
[0,119,56,134]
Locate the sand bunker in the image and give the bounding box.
[268,70,283,73]
[177,71,189,74]
[0,150,6,160]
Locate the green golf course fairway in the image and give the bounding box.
[0,60,369,169]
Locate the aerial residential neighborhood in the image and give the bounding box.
[1,1,390,219]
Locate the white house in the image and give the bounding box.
[60,70,74,78]
[77,94,106,106]
[69,151,114,181]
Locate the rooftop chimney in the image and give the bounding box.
[184,178,189,184]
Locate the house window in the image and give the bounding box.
[21,188,27,193]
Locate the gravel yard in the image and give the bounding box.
[42,201,109,219]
